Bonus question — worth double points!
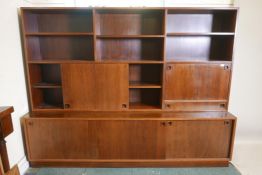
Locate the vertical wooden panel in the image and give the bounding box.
[164,63,231,100]
[61,64,96,110]
[25,119,165,159]
[165,120,232,158]
[95,64,129,110]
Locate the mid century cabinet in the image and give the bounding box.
[20,7,238,167]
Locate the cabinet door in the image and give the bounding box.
[25,119,165,160]
[165,120,233,158]
[61,64,96,110]
[164,64,231,100]
[95,64,129,110]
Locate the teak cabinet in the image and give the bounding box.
[20,7,238,167]
[62,64,129,110]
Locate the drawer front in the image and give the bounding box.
[164,101,227,111]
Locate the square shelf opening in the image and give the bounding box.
[23,9,93,33]
[166,36,234,61]
[129,89,161,109]
[96,38,164,61]
[32,88,64,109]
[129,64,162,86]
[29,64,61,87]
[26,36,94,61]
[95,9,164,35]
[167,10,237,33]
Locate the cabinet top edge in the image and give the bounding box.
[20,7,239,11]
[23,111,237,120]
[0,106,14,118]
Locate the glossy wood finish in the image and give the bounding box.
[95,9,164,35]
[23,113,235,166]
[24,119,165,160]
[164,63,231,100]
[167,9,237,33]
[61,64,96,110]
[96,38,164,61]
[23,9,93,33]
[164,100,227,111]
[62,64,129,110]
[94,64,129,110]
[20,7,237,111]
[26,36,94,61]
[166,36,234,61]
[165,120,232,158]
[20,7,238,167]
[0,107,14,172]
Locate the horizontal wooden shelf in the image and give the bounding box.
[36,103,64,110]
[28,59,94,64]
[164,100,228,103]
[97,35,165,38]
[26,32,94,36]
[167,32,235,36]
[129,82,162,89]
[129,102,161,110]
[166,60,232,64]
[28,60,164,64]
[32,82,62,89]
[100,60,164,64]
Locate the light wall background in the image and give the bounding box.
[0,0,261,173]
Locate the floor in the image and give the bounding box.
[232,142,262,175]
[21,142,262,175]
[25,164,241,175]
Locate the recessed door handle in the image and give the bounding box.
[167,65,172,70]
[161,121,166,126]
[224,65,230,70]
[64,104,70,109]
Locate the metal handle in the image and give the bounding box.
[167,121,173,126]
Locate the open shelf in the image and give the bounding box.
[96,38,164,61]
[28,64,62,86]
[96,35,164,38]
[129,82,161,89]
[32,82,62,89]
[26,32,94,36]
[167,9,237,33]
[95,9,165,35]
[167,32,235,36]
[129,89,161,109]
[32,88,64,110]
[166,35,234,61]
[129,64,162,86]
[23,9,93,33]
[26,36,94,61]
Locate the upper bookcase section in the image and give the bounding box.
[22,9,93,33]
[95,9,165,36]
[167,9,237,34]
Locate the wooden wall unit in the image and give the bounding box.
[20,7,238,167]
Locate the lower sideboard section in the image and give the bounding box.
[22,113,236,167]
